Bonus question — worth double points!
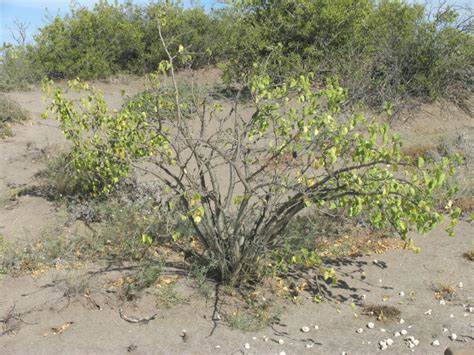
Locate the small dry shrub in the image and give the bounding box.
[463,249,474,261]
[362,304,401,322]
[433,284,457,301]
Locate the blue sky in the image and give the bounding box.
[0,0,221,44]
[0,0,471,45]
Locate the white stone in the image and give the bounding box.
[432,340,440,346]
[244,343,250,350]
[215,345,221,349]
[450,333,457,341]
[395,332,401,337]
[314,325,319,330]
[356,328,364,334]
[408,343,415,349]
[458,282,463,288]
[278,339,285,345]
[279,351,286,355]
[306,344,314,348]
[379,342,388,350]
[399,318,405,324]
[399,291,405,297]
[379,279,383,283]
[443,328,449,333]
[413,339,419,346]
[263,337,269,342]
[469,307,474,313]
[367,322,375,329]
[252,337,257,340]
[401,330,408,335]
[301,326,310,333]
[450,314,454,318]
[386,338,394,346]
[361,294,367,300]
[440,300,446,305]
[424,309,432,315]
[381,328,386,332]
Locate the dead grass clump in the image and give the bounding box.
[362,304,402,322]
[453,196,474,214]
[463,249,474,261]
[433,284,457,301]
[402,144,440,160]
[317,232,404,258]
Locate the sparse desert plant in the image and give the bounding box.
[44,28,463,284]
[156,283,189,308]
[35,152,98,198]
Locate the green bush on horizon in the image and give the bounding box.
[1,0,472,108]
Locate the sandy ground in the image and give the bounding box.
[0,75,473,354]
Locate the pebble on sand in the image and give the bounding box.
[278,339,285,345]
[301,326,310,333]
[244,343,250,350]
[399,291,405,297]
[356,328,364,334]
[367,322,375,329]
[386,338,394,346]
[432,340,440,346]
[401,330,408,335]
[424,309,432,315]
[399,318,405,324]
[450,334,457,341]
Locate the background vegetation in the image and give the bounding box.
[1,0,472,109]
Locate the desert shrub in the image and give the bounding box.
[223,0,473,108]
[139,3,227,72]
[0,95,29,138]
[32,1,145,79]
[0,45,40,91]
[45,24,462,284]
[30,1,227,79]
